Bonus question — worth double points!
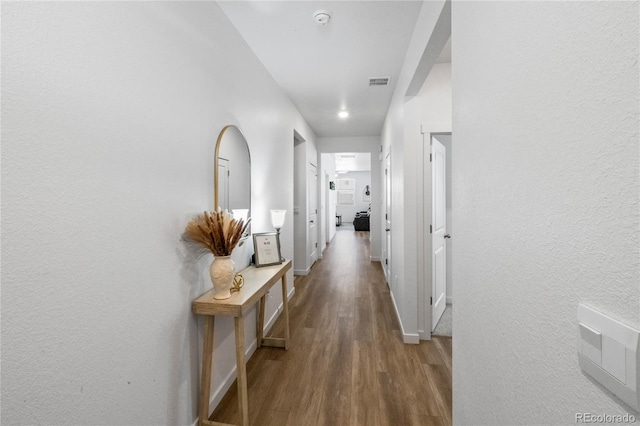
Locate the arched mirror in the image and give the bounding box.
[214,125,251,226]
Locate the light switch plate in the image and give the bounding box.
[580,322,602,366]
[602,335,627,384]
[577,304,640,411]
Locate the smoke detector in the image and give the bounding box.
[313,10,331,26]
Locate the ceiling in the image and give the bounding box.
[334,153,371,172]
[218,1,424,138]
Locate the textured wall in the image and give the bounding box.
[1,2,315,424]
[452,2,639,424]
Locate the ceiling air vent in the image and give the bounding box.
[369,77,390,86]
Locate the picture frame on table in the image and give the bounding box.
[252,232,283,267]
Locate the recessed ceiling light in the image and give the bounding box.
[338,111,349,119]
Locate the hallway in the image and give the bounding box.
[211,229,452,425]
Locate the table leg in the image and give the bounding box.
[281,274,290,350]
[234,316,249,426]
[257,295,266,349]
[199,316,215,426]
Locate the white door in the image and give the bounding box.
[309,163,318,265]
[217,158,229,211]
[384,153,391,285]
[431,139,447,330]
[325,173,331,243]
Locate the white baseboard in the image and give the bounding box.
[403,332,420,344]
[370,256,381,262]
[197,285,297,424]
[294,268,310,276]
[446,297,453,305]
[389,290,419,344]
[207,334,258,416]
[264,287,296,333]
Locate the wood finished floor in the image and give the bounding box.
[211,227,452,426]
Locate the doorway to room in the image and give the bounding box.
[318,152,372,254]
[383,152,391,285]
[429,133,453,338]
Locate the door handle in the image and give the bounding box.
[444,234,451,239]
[310,220,314,224]
[386,228,391,232]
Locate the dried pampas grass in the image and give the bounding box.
[185,210,251,257]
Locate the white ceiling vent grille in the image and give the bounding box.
[369,77,390,86]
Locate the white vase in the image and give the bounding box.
[209,255,235,300]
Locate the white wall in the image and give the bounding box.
[452,1,639,423]
[336,171,372,223]
[380,0,451,343]
[316,137,382,262]
[1,2,316,425]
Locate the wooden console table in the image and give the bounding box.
[192,260,292,426]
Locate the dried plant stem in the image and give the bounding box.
[185,210,251,257]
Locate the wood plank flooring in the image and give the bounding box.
[211,227,452,426]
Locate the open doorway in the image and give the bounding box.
[383,152,391,285]
[293,130,320,276]
[318,152,372,254]
[332,153,370,232]
[293,132,308,275]
[430,133,452,337]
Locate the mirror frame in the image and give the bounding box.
[213,125,251,213]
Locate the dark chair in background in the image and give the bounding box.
[353,204,371,231]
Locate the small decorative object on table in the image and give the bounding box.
[253,232,282,267]
[185,210,251,299]
[231,273,244,293]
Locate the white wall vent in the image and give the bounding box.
[369,77,390,86]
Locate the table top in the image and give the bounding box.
[192,260,292,317]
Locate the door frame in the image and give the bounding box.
[314,144,382,265]
[418,127,452,340]
[308,162,318,266]
[383,151,392,285]
[431,137,447,331]
[324,172,331,247]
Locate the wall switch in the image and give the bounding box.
[602,335,626,384]
[577,304,640,411]
[579,322,602,366]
